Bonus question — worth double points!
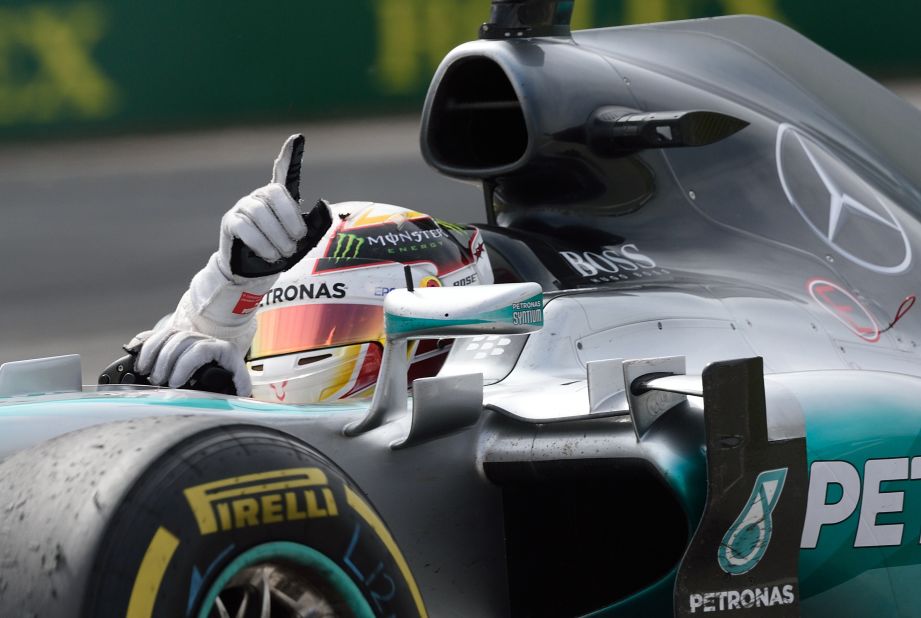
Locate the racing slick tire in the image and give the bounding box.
[0,416,426,618]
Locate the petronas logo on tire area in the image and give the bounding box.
[718,468,788,575]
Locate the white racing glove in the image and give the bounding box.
[130,328,252,394]
[133,134,318,396]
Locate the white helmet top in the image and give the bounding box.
[247,202,492,404]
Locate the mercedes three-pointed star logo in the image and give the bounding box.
[775,123,911,274]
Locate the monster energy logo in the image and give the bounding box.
[332,233,365,259]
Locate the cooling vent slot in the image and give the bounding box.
[427,57,528,171]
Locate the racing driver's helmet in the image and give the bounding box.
[246,201,492,404]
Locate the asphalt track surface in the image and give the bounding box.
[3,82,921,382]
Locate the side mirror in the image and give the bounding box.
[587,106,749,156]
[384,283,544,338]
[344,282,543,437]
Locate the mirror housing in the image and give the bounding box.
[384,283,544,338]
[587,106,750,156]
[344,282,543,437]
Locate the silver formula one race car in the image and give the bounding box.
[4,2,921,617]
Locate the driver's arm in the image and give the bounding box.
[127,135,324,395]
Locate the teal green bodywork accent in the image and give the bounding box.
[385,293,544,336]
[780,372,921,616]
[651,440,708,533]
[0,390,368,417]
[196,542,374,618]
[581,371,921,616]
[581,406,709,617]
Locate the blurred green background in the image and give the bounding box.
[0,0,919,140]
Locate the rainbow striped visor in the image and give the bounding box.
[250,302,384,360]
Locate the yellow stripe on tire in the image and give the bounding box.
[345,486,428,618]
[126,526,180,618]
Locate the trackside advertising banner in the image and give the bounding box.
[0,0,917,140]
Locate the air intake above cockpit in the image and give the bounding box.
[426,56,528,171]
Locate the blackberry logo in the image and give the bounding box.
[464,335,513,360]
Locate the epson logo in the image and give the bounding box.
[559,244,657,277]
[261,282,347,306]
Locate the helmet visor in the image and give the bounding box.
[250,303,384,360]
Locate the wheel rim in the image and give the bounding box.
[196,542,375,618]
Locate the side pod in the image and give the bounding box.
[674,358,807,617]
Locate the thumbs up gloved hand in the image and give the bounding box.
[131,134,332,396]
[222,134,310,280]
[219,158,307,278]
